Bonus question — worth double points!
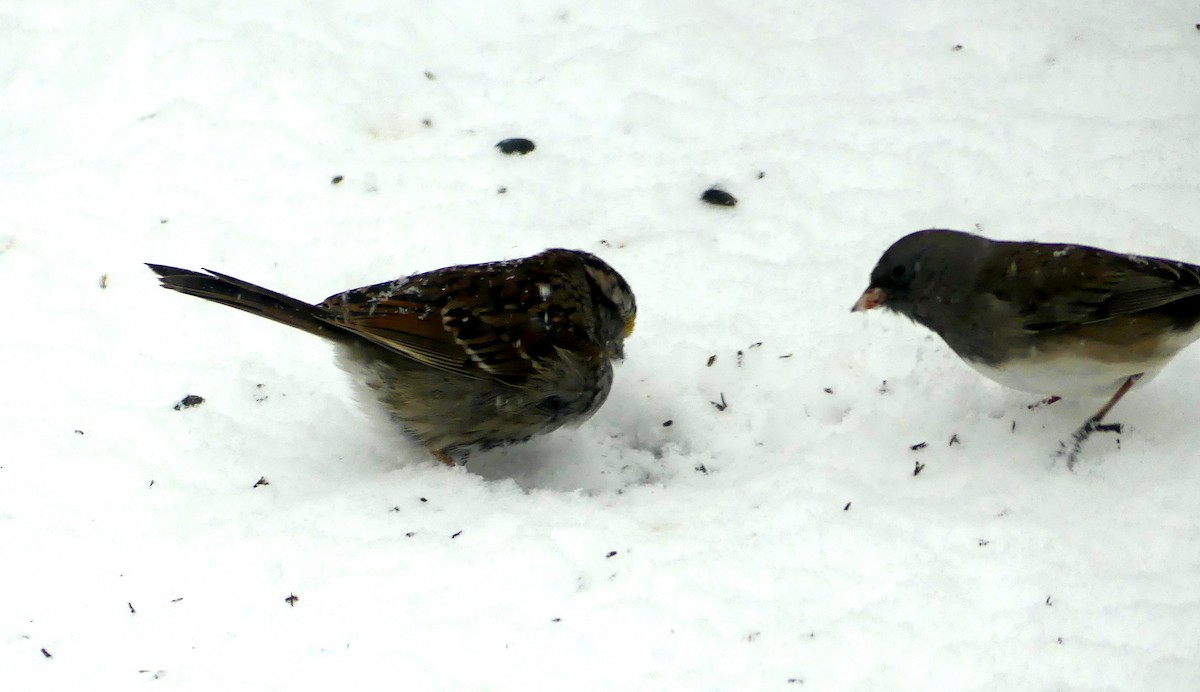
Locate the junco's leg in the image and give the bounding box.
[1060,374,1143,468]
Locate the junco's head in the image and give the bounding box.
[852,229,989,317]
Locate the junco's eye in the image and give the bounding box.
[890,265,908,280]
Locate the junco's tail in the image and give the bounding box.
[147,264,339,339]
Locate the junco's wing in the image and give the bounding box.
[977,244,1200,333]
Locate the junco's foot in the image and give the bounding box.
[149,250,636,465]
[853,229,1200,468]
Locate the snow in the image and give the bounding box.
[4,1,1200,689]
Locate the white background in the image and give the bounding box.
[3,1,1200,689]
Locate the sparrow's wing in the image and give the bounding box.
[318,256,594,383]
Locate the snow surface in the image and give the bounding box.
[4,1,1200,689]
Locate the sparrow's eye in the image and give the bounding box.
[890,264,908,280]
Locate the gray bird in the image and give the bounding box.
[853,229,1200,466]
[149,249,636,465]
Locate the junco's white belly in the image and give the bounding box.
[964,355,1160,398]
[963,327,1200,398]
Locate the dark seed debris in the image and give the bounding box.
[173,394,205,411]
[701,188,737,207]
[496,138,535,155]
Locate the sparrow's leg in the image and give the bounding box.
[1060,374,1142,468]
[431,449,457,467]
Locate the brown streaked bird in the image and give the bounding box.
[149,249,636,465]
[853,229,1200,467]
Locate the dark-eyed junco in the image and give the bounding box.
[853,229,1200,466]
[149,250,636,465]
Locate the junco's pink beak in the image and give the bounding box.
[852,287,886,312]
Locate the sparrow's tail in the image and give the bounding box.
[147,264,339,339]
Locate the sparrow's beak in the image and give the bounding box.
[851,287,886,312]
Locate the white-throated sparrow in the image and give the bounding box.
[149,249,636,465]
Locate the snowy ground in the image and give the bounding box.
[4,1,1200,689]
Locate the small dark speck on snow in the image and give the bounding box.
[173,394,205,410]
[496,138,535,155]
[701,188,737,207]
[843,502,851,511]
